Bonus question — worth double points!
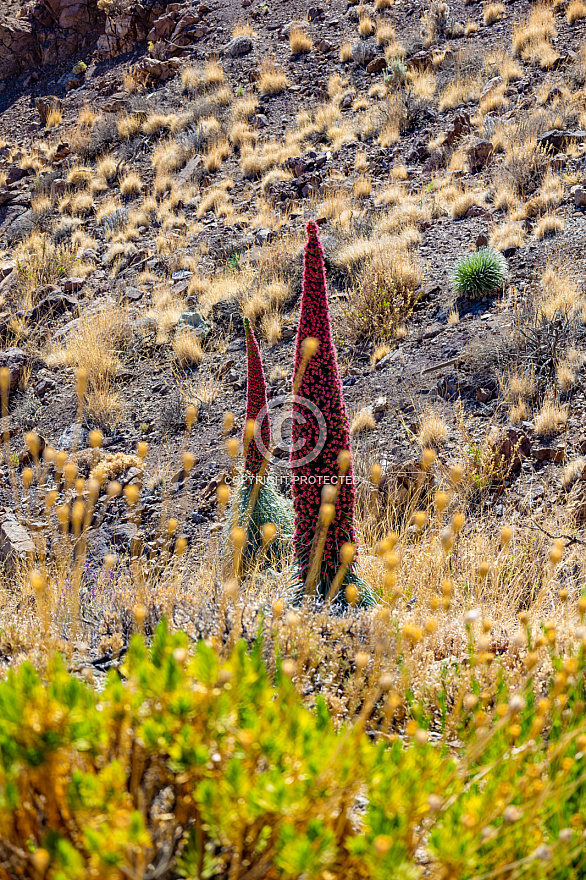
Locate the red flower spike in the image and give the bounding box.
[243,317,271,476]
[290,220,358,594]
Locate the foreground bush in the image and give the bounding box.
[1,619,586,879]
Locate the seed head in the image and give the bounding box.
[373,835,392,856]
[224,578,238,599]
[355,651,369,670]
[451,512,465,533]
[345,583,358,604]
[337,449,351,474]
[124,484,139,506]
[412,510,427,529]
[449,463,464,485]
[76,368,88,398]
[226,437,239,460]
[282,659,297,677]
[320,502,336,526]
[133,604,147,624]
[185,404,197,430]
[230,527,247,549]
[422,448,436,469]
[434,490,449,512]
[223,411,234,434]
[183,451,196,473]
[261,522,277,545]
[25,432,41,457]
[301,336,319,358]
[30,570,45,593]
[175,537,187,555]
[340,542,355,565]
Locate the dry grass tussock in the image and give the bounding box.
[567,0,586,24]
[172,328,204,367]
[512,4,558,68]
[14,232,92,311]
[290,27,312,54]
[47,302,130,426]
[351,406,376,435]
[341,235,422,340]
[258,59,289,95]
[484,3,505,26]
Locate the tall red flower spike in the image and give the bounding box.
[291,220,357,596]
[243,317,271,476]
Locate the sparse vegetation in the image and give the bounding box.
[452,248,509,299]
[484,3,505,26]
[567,0,586,24]
[2,1,586,875]
[289,27,313,54]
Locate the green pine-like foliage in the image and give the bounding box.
[452,247,509,299]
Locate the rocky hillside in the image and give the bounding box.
[1,0,586,656]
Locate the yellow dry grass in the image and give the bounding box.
[484,3,505,25]
[567,0,586,24]
[258,61,289,95]
[290,28,312,54]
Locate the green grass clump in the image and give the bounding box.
[452,247,509,299]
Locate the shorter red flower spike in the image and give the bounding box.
[243,317,271,476]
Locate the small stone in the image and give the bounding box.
[366,56,387,74]
[537,129,586,152]
[573,186,586,208]
[35,377,55,398]
[465,205,489,219]
[5,209,34,244]
[222,34,253,57]
[314,39,333,53]
[444,110,471,146]
[550,153,567,170]
[468,140,493,173]
[63,277,85,293]
[0,514,35,572]
[476,233,489,248]
[495,427,531,472]
[176,311,210,337]
[476,387,493,404]
[58,423,89,452]
[0,347,28,393]
[124,286,144,300]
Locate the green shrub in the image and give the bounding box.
[452,247,509,299]
[0,620,370,879]
[1,619,586,879]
